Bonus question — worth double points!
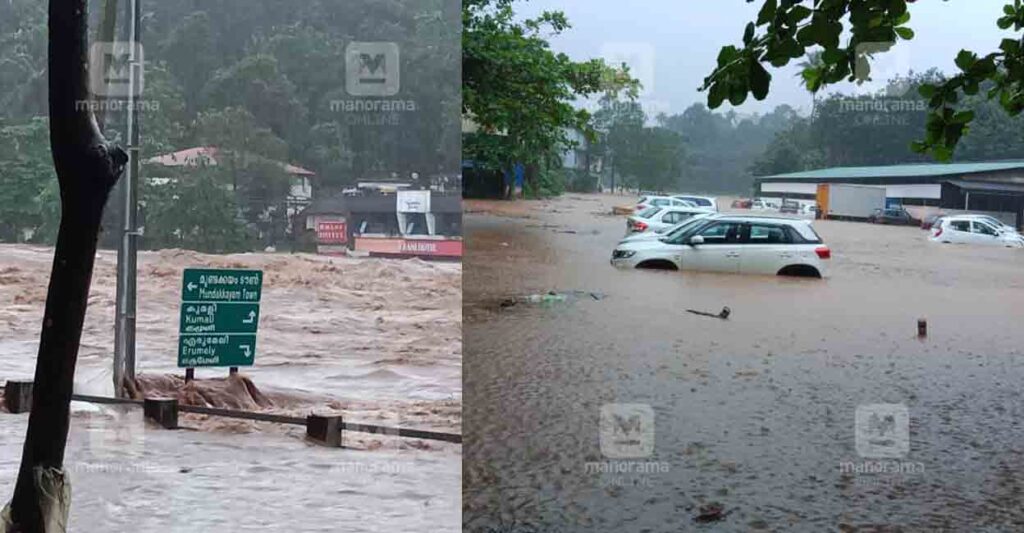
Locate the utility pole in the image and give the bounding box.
[113,0,141,397]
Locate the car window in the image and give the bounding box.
[972,221,998,236]
[697,222,742,244]
[747,224,789,244]
[652,198,669,207]
[663,216,709,241]
[949,220,971,232]
[666,212,692,224]
[637,207,661,219]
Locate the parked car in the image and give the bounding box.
[636,195,697,212]
[625,206,713,234]
[801,204,820,218]
[611,215,830,277]
[780,199,800,214]
[930,216,1024,248]
[731,199,752,209]
[960,214,1017,233]
[751,199,776,211]
[868,208,918,225]
[620,212,715,243]
[672,195,719,212]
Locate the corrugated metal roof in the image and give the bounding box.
[764,161,1024,180]
[946,179,1024,194]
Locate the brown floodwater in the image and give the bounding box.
[0,245,461,531]
[464,193,1024,531]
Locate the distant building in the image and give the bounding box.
[295,184,462,259]
[561,128,602,173]
[756,161,1024,227]
[146,146,316,218]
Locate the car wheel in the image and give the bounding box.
[777,265,821,278]
[636,260,678,270]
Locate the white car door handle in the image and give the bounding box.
[726,252,741,258]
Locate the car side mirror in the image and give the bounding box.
[689,235,705,246]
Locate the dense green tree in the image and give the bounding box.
[462,0,638,192]
[0,118,55,241]
[703,0,1024,161]
[142,168,253,253]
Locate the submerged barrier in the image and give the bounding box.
[1,381,462,446]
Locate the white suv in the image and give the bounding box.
[611,215,831,277]
[930,216,1024,248]
[626,206,714,235]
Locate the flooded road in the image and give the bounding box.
[464,194,1024,531]
[0,245,461,531]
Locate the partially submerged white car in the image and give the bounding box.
[612,215,831,277]
[930,216,1024,248]
[636,195,697,212]
[620,212,715,243]
[672,195,718,212]
[625,206,714,235]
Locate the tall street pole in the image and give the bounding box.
[114,0,141,397]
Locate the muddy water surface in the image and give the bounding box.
[0,246,461,531]
[464,194,1024,531]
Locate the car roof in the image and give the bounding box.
[706,214,813,224]
[657,206,715,213]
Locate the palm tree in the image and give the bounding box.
[796,50,825,122]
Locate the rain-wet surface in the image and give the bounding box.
[464,194,1024,531]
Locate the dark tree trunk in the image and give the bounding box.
[7,0,126,530]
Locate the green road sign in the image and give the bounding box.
[179,302,260,334]
[181,268,262,303]
[178,268,263,368]
[179,334,257,368]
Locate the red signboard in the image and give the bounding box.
[354,237,463,258]
[317,221,347,244]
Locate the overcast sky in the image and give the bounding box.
[517,0,1011,117]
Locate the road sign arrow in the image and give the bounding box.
[187,282,198,291]
[241,345,252,358]
[242,310,256,324]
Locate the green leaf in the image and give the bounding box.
[708,82,727,109]
[954,50,977,72]
[749,60,771,100]
[787,6,813,25]
[894,27,914,40]
[757,0,778,26]
[728,82,749,106]
[952,110,975,124]
[717,45,741,67]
